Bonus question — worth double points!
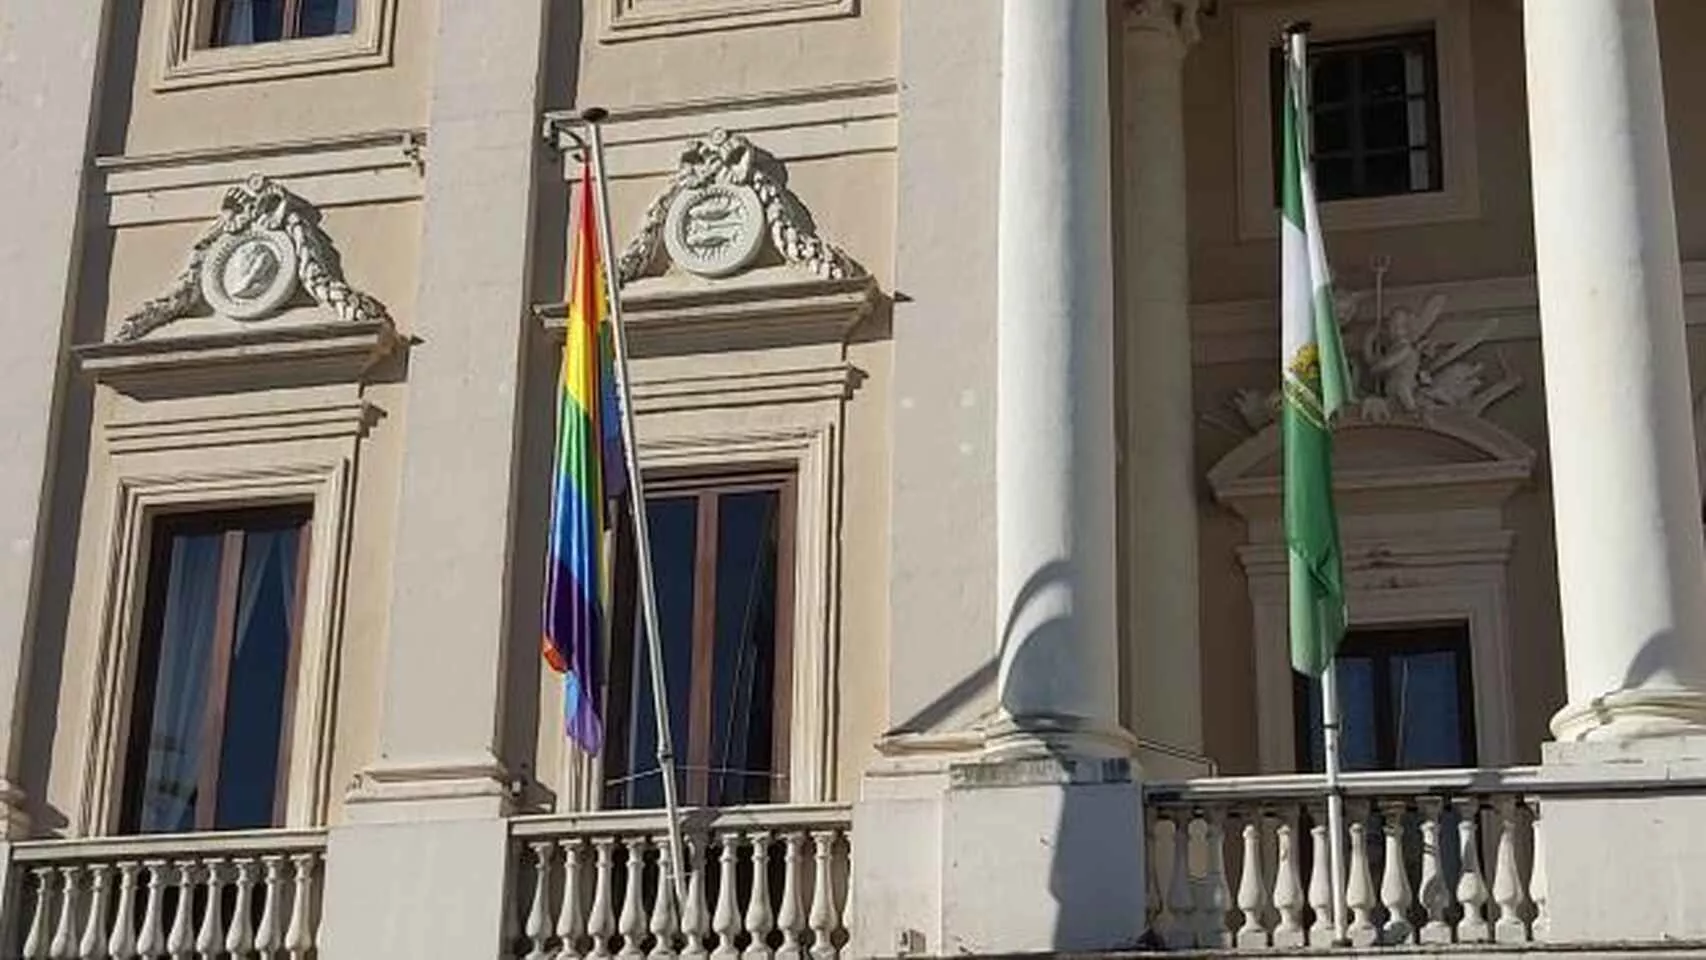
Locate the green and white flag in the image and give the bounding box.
[1281,32,1352,677]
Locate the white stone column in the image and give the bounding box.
[992,0,1127,756]
[1120,0,1205,776]
[0,0,110,837]
[1525,0,1706,741]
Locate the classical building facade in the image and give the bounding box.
[4,0,1706,956]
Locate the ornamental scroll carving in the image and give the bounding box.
[1206,290,1523,437]
[617,128,862,284]
[115,175,390,342]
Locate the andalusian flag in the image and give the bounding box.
[543,160,625,753]
[1281,31,1352,677]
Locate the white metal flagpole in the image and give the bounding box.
[1287,23,1349,946]
[581,106,689,909]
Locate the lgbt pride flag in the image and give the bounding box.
[544,160,623,753]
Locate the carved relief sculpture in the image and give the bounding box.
[618,128,862,283]
[115,175,391,342]
[1206,289,1522,436]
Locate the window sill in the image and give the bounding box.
[600,0,855,42]
[155,0,395,91]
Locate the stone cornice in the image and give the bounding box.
[1124,0,1211,44]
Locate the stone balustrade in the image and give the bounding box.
[6,828,325,960]
[504,804,852,960]
[1144,770,1548,951]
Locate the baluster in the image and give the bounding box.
[806,832,837,960]
[1193,806,1231,948]
[136,863,168,960]
[225,860,257,960]
[557,840,588,960]
[1491,797,1531,943]
[194,860,224,960]
[22,868,54,960]
[617,839,649,960]
[837,847,851,953]
[506,854,524,960]
[650,839,681,960]
[82,864,112,960]
[520,842,553,960]
[252,857,284,958]
[773,833,806,960]
[1415,799,1451,944]
[165,863,194,960]
[709,834,740,960]
[1234,809,1271,949]
[283,854,316,960]
[1305,808,1332,947]
[1527,799,1549,941]
[50,866,80,960]
[1164,811,1195,948]
[108,864,140,960]
[588,838,618,960]
[1345,801,1377,946]
[1142,809,1163,943]
[1378,801,1414,945]
[742,833,775,960]
[1454,799,1491,943]
[680,839,710,960]
[1271,807,1306,948]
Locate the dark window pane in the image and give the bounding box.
[1364,101,1413,151]
[1391,652,1469,768]
[297,0,358,37]
[1362,49,1408,99]
[616,497,698,809]
[1364,152,1412,195]
[1311,55,1352,105]
[709,491,781,805]
[133,532,225,833]
[1315,157,1356,201]
[213,527,302,829]
[1312,107,1351,154]
[212,0,286,46]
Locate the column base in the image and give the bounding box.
[853,747,1147,957]
[1536,737,1706,943]
[1550,687,1706,742]
[982,711,1142,761]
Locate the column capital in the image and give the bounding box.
[1124,0,1207,47]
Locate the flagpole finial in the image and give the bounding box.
[1281,19,1312,36]
[580,106,610,124]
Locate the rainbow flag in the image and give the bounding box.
[544,160,624,753]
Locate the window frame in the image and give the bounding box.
[1232,0,1480,239]
[602,470,799,809]
[208,0,358,48]
[1268,31,1445,205]
[119,506,313,834]
[1291,622,1478,773]
[155,0,396,91]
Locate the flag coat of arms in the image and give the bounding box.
[1280,38,1353,678]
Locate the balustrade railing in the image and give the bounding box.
[1144,770,1545,951]
[5,828,325,960]
[504,804,852,960]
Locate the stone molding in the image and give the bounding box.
[543,80,897,181]
[95,130,426,227]
[75,320,403,401]
[113,175,393,342]
[597,0,855,42]
[155,0,397,90]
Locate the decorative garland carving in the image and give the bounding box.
[115,175,390,342]
[617,128,862,284]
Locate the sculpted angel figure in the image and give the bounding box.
[1360,292,1444,417]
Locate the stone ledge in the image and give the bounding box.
[74,320,404,399]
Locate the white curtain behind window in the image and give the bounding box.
[140,534,223,832]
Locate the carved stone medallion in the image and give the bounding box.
[199,229,300,320]
[663,182,766,278]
